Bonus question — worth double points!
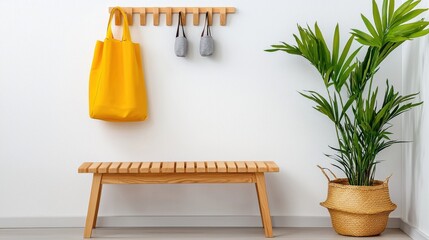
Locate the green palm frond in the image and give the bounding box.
[267,0,428,185]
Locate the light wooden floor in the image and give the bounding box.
[0,227,411,239]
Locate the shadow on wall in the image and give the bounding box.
[100,120,152,138]
[402,35,429,229]
[91,119,156,158]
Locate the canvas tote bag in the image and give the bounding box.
[174,11,188,57]
[89,7,148,121]
[200,12,214,56]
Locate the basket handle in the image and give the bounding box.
[384,174,393,185]
[317,165,337,181]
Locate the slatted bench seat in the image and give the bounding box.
[78,161,279,238]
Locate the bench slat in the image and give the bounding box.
[129,162,141,173]
[140,162,151,173]
[88,162,102,173]
[255,162,268,172]
[245,161,257,172]
[98,162,112,173]
[236,161,247,172]
[162,162,175,173]
[150,162,161,173]
[196,162,206,173]
[119,162,132,173]
[226,162,237,173]
[176,162,185,173]
[216,161,227,172]
[206,161,217,172]
[108,162,121,173]
[185,162,195,173]
[265,161,279,172]
[78,162,92,173]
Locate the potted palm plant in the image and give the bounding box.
[267,0,429,236]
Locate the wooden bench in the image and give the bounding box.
[78,161,279,238]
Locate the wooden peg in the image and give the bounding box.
[153,8,160,26]
[114,9,121,26]
[220,8,227,26]
[138,8,146,26]
[124,8,133,25]
[166,8,173,26]
[207,8,213,26]
[193,8,199,26]
[180,8,186,25]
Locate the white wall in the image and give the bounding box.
[402,1,429,237]
[0,0,404,223]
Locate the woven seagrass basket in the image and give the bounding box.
[318,166,397,237]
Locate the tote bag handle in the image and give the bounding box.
[201,12,211,37]
[176,12,186,38]
[106,7,131,41]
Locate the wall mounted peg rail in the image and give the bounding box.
[108,7,236,26]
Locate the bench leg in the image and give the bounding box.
[92,182,103,228]
[255,173,273,238]
[84,173,103,238]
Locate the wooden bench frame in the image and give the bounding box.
[78,161,279,238]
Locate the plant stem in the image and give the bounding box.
[367,75,374,101]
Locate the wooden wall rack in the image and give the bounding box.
[109,7,236,26]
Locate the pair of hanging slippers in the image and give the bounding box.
[175,12,214,57]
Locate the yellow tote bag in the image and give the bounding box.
[89,7,148,121]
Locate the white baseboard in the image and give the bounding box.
[400,221,429,240]
[0,216,401,229]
